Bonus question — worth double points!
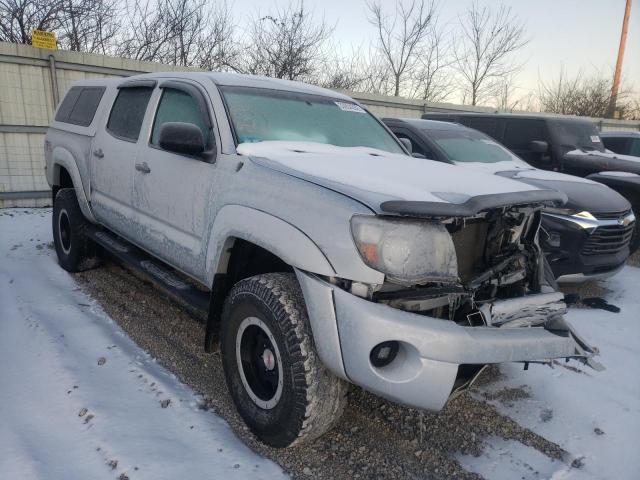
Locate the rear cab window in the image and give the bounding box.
[106,87,154,142]
[55,86,105,127]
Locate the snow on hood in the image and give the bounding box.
[237,141,548,211]
[566,149,640,164]
[452,160,531,174]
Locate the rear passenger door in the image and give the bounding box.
[132,80,218,276]
[90,81,154,234]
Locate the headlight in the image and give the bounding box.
[350,215,458,285]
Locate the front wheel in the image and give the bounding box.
[220,273,348,448]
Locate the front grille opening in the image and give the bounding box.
[582,224,634,255]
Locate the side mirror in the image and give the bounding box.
[159,122,205,156]
[398,137,413,154]
[530,140,548,154]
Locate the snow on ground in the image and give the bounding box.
[0,209,286,480]
[2,208,640,480]
[459,267,640,480]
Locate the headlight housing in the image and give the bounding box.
[350,215,458,285]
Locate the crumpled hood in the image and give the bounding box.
[237,141,566,216]
[495,169,631,214]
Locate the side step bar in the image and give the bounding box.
[87,228,210,313]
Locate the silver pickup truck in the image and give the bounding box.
[45,72,600,448]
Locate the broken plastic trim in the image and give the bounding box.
[380,190,568,218]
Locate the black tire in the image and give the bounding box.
[52,188,100,272]
[220,273,348,448]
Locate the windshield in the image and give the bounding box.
[426,128,529,165]
[550,120,605,153]
[220,86,405,154]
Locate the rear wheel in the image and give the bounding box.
[52,188,100,272]
[220,273,348,447]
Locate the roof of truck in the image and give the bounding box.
[69,71,353,101]
[422,111,596,124]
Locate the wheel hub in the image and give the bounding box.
[236,317,283,410]
[262,348,276,371]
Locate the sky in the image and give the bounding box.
[231,0,639,102]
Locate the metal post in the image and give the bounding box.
[608,0,632,117]
[48,54,60,108]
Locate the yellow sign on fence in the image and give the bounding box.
[31,30,57,50]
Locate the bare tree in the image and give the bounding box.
[0,0,63,44]
[241,1,332,81]
[538,68,635,118]
[194,2,239,71]
[453,1,528,106]
[408,24,455,102]
[117,0,237,69]
[58,0,119,54]
[366,0,436,97]
[490,73,532,111]
[317,46,369,91]
[116,0,171,62]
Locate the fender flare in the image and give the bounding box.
[204,204,336,286]
[51,147,97,223]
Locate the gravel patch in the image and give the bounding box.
[627,250,640,268]
[74,259,572,479]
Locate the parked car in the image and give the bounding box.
[383,118,634,283]
[601,131,640,158]
[421,112,640,253]
[45,72,600,448]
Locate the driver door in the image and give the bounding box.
[132,80,219,277]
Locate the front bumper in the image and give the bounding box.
[296,270,599,412]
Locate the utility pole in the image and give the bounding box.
[608,0,633,118]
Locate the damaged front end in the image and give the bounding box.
[296,191,603,412]
[354,206,560,327]
[346,200,601,371]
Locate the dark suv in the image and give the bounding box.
[421,112,640,253]
[384,117,634,283]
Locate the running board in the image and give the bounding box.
[88,228,210,313]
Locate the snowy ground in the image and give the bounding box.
[1,208,639,480]
[0,209,286,480]
[459,266,640,480]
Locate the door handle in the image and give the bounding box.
[135,161,151,174]
[93,148,104,158]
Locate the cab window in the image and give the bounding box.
[151,88,209,148]
[107,87,153,141]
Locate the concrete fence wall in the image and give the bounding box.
[1,41,639,207]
